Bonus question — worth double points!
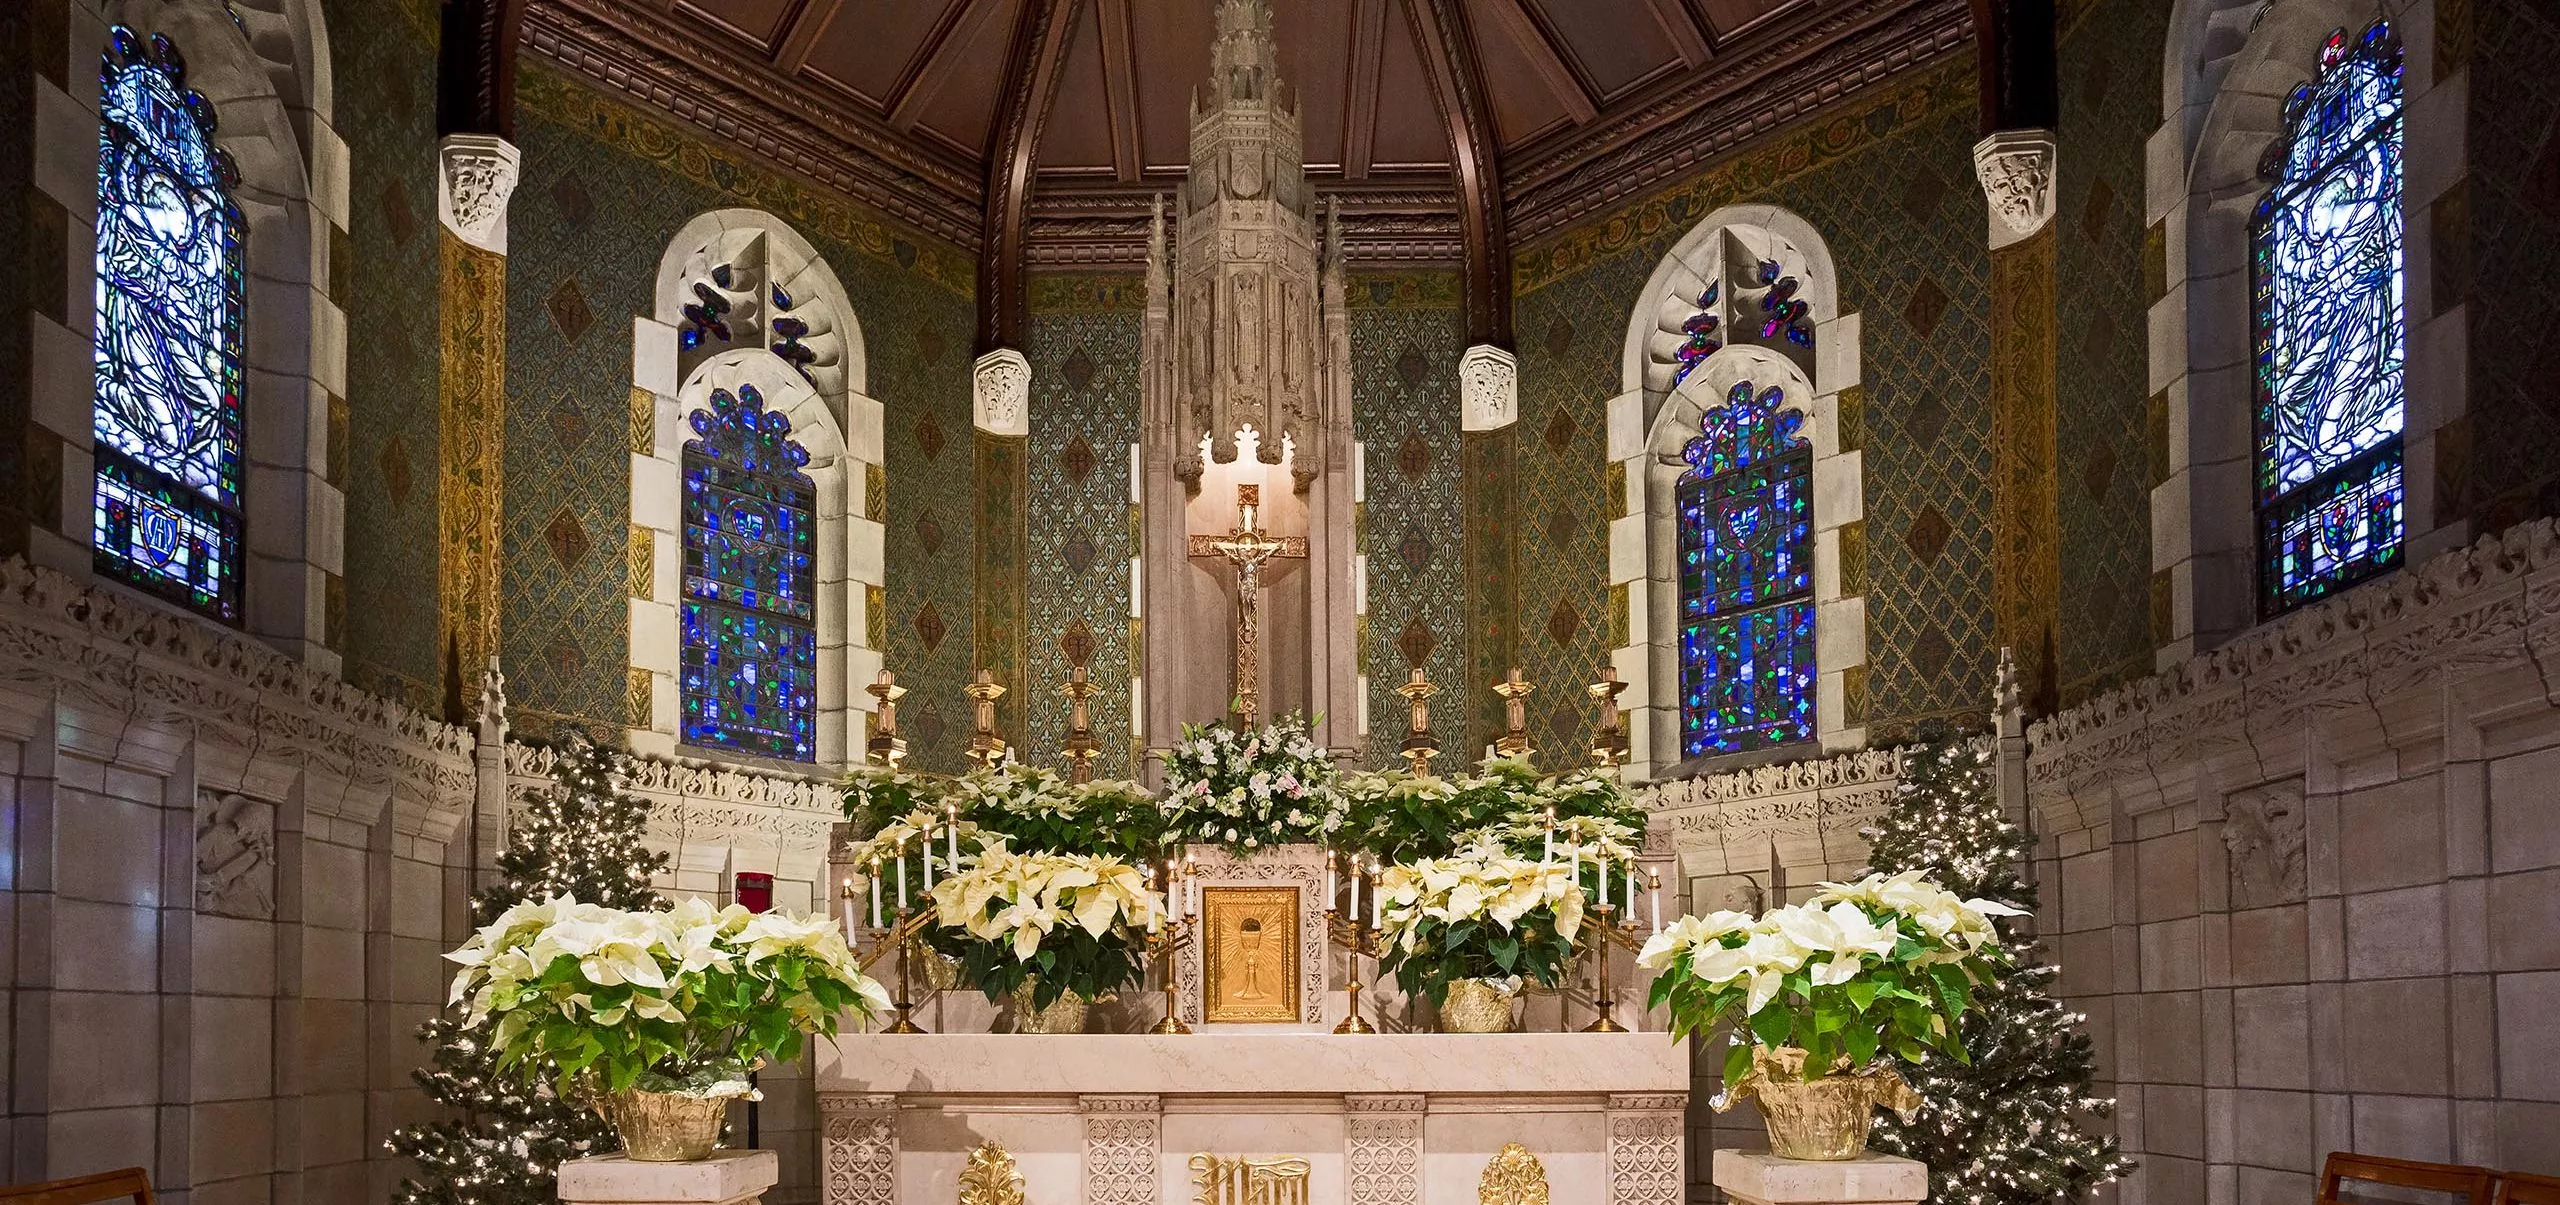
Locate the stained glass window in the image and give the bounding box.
[92,28,246,622]
[1676,381,1814,757]
[681,384,818,761]
[2253,21,2405,615]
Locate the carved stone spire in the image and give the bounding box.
[1206,0,1281,107]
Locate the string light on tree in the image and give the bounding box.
[1861,736,2133,1205]
[386,736,670,1205]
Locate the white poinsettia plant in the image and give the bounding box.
[928,845,1167,1009]
[1640,869,2027,1085]
[1157,713,1348,855]
[446,895,890,1100]
[1373,850,1587,1007]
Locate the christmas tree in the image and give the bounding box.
[1861,736,2133,1205]
[388,735,670,1205]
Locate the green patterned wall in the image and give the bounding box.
[2053,0,2168,704]
[1347,274,1468,767]
[2466,0,2560,529]
[331,0,444,712]
[1513,57,1995,751]
[1024,276,1145,775]
[503,65,977,753]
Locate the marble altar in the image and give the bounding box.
[814,1033,1689,1205]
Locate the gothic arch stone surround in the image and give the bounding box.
[2146,0,2460,663]
[1608,206,1866,776]
[629,211,885,770]
[31,0,349,667]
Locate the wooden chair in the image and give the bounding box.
[2318,1153,2497,1205]
[2500,1172,2560,1205]
[0,1168,154,1205]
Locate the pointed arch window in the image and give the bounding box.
[93,28,246,622]
[681,384,818,761]
[2253,21,2405,616]
[1676,381,1814,757]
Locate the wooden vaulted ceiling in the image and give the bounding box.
[521,0,1974,260]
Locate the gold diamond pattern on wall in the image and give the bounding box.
[1989,225,2060,715]
[867,463,886,522]
[868,584,888,650]
[1842,664,1869,728]
[1604,460,1627,520]
[628,525,654,601]
[1608,582,1630,648]
[438,231,506,700]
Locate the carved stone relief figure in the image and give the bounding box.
[196,790,277,919]
[2223,779,2307,909]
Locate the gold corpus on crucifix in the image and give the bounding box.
[1396,668,1441,777]
[864,670,908,767]
[1060,664,1101,783]
[1188,484,1308,731]
[1493,668,1536,759]
[965,669,1007,769]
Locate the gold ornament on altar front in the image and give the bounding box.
[958,1140,1026,1205]
[1190,483,1308,731]
[865,670,908,767]
[1714,1046,1925,1161]
[1477,1143,1550,1205]
[1395,668,1440,776]
[1493,669,1535,758]
[1189,1153,1311,1205]
[965,669,1007,769]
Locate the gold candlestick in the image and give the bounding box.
[1587,667,1629,772]
[1493,668,1536,760]
[1395,668,1440,777]
[1581,903,1627,1033]
[1333,854,1379,1034]
[965,669,1008,769]
[866,670,908,767]
[883,907,927,1034]
[1147,862,1191,1033]
[1061,665,1101,784]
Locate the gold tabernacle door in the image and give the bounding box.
[1200,885,1301,1023]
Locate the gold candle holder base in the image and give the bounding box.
[1149,1013,1194,1035]
[1578,1014,1628,1034]
[1580,903,1625,1033]
[1332,1012,1377,1035]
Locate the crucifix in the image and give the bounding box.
[1188,484,1307,729]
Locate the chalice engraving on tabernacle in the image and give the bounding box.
[1202,887,1300,1023]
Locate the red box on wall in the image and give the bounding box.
[734,872,774,914]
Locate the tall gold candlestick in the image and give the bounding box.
[1395,668,1440,777]
[965,669,1008,769]
[866,670,909,767]
[1061,665,1101,784]
[1493,668,1536,760]
[1587,667,1629,772]
[1581,903,1627,1033]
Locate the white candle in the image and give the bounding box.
[1147,867,1162,934]
[947,804,960,863]
[842,880,857,943]
[922,844,935,891]
[870,863,883,929]
[1348,864,1361,925]
[1624,864,1636,919]
[1649,873,1662,934]
[896,854,909,911]
[1325,856,1338,911]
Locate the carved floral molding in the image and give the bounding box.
[438,133,522,255]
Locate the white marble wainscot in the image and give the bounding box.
[1170,843,1332,1026]
[815,1034,1689,1205]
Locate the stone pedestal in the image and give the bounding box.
[1710,1150,1926,1205]
[558,1150,779,1205]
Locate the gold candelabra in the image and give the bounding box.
[865,670,909,767]
[1395,668,1440,777]
[846,880,936,1034]
[1061,665,1101,784]
[1494,668,1535,758]
[965,669,1008,769]
[1147,859,1195,1034]
[1326,852,1379,1033]
[1587,667,1629,772]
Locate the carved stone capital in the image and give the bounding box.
[1458,343,1518,432]
[1972,128,2057,249]
[437,133,522,255]
[973,348,1032,437]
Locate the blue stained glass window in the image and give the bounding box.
[2254,21,2405,615]
[681,385,818,762]
[1676,381,1815,758]
[92,28,246,622]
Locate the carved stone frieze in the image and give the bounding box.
[819,1093,900,1205]
[1605,1095,1686,1205]
[1972,128,2058,249]
[438,133,522,254]
[973,348,1032,438]
[1081,1095,1161,1205]
[196,790,277,919]
[2223,779,2307,909]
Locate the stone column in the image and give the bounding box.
[1080,1094,1161,1205]
[1345,1094,1424,1205]
[436,133,520,716]
[558,1150,779,1205]
[1710,1150,1925,1205]
[1974,129,2062,718]
[819,1093,900,1205]
[1459,344,1519,750]
[973,349,1032,744]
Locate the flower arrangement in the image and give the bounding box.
[1373,851,1587,1008]
[444,895,889,1100]
[948,759,1168,860]
[1344,755,1647,865]
[928,846,1168,1009]
[1639,869,2026,1086]
[1157,713,1348,855]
